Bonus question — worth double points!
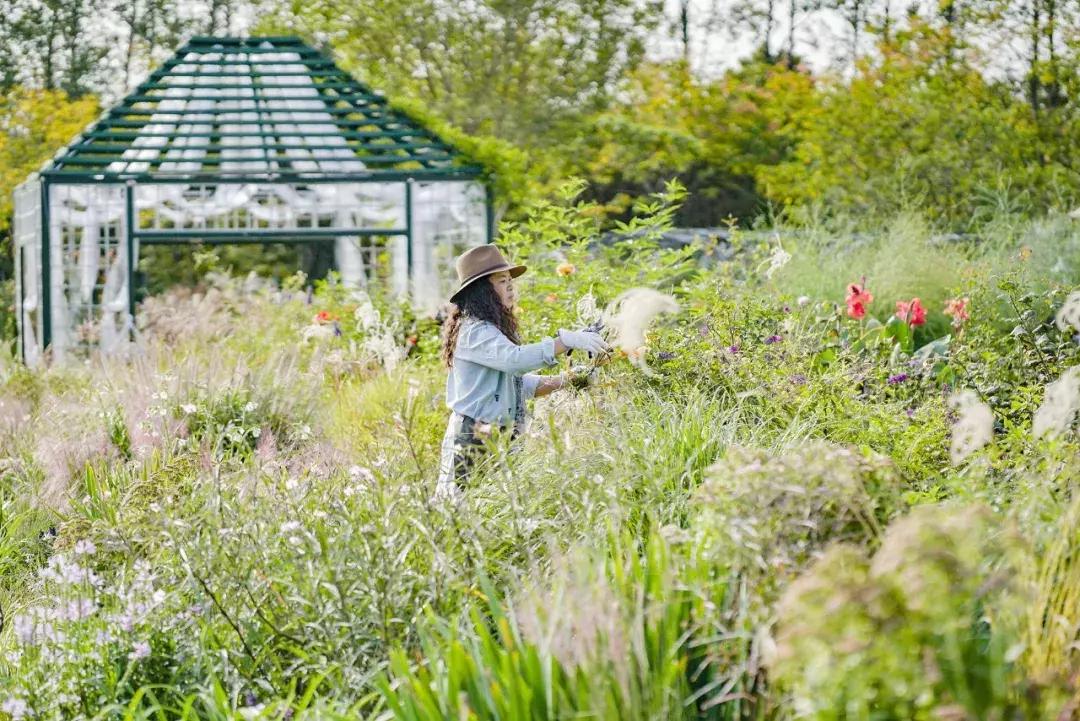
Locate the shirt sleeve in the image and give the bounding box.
[522,373,542,400]
[455,321,558,374]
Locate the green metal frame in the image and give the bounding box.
[28,36,495,358]
[45,36,486,181]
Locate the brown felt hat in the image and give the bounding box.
[449,244,527,302]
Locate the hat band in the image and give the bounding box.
[457,262,514,288]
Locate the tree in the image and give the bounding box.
[0,87,100,277]
[258,0,663,149]
[564,58,817,225]
[756,20,1071,225]
[730,0,780,63]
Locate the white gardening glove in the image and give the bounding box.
[558,328,610,354]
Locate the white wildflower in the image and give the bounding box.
[1055,291,1080,334]
[575,292,602,326]
[763,240,791,280]
[1034,367,1080,438]
[1,697,29,720]
[63,598,96,621]
[353,293,381,331]
[302,324,335,343]
[181,403,197,415]
[281,520,302,533]
[129,641,151,661]
[13,614,35,644]
[73,539,96,556]
[243,401,257,413]
[947,391,994,464]
[348,465,374,482]
[364,329,405,372]
[796,295,811,307]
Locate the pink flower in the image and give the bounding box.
[895,298,927,327]
[944,297,969,324]
[846,283,873,320]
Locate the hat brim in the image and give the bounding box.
[449,263,527,302]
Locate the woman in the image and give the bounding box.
[436,244,608,498]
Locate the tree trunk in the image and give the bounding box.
[1028,0,1042,115]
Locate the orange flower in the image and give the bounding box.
[944,297,969,323]
[314,310,337,324]
[556,262,576,277]
[545,293,558,303]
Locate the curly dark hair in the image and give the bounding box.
[441,276,520,368]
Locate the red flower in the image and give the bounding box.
[943,297,969,324]
[845,283,873,319]
[314,310,337,324]
[895,298,927,327]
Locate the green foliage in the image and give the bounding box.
[758,22,1075,226]
[770,503,1063,719]
[4,189,1080,719]
[377,529,752,720]
[695,443,904,607]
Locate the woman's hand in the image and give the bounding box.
[531,374,568,398]
[557,328,610,354]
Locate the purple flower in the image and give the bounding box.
[905,407,916,418]
[657,351,676,360]
[698,323,710,338]
[790,374,807,386]
[887,373,909,385]
[764,334,783,345]
[333,320,343,337]
[727,344,740,354]
[783,305,792,313]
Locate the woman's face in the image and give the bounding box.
[489,271,517,311]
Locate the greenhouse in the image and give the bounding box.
[13,35,492,366]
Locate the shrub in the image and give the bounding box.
[769,504,1056,720]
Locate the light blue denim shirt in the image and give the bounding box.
[446,318,559,426]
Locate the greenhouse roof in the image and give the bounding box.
[43,36,483,183]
